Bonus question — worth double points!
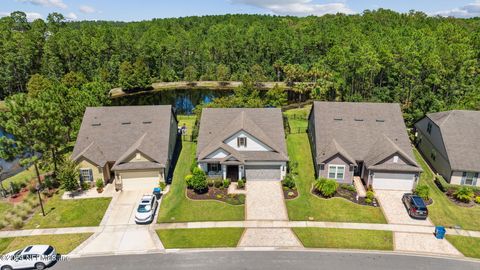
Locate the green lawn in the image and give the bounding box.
[1,166,38,188]
[0,201,13,218]
[157,142,244,223]
[0,233,92,254]
[285,133,387,223]
[177,115,196,136]
[157,228,244,248]
[414,149,480,231]
[293,228,393,250]
[446,235,480,259]
[23,192,111,229]
[284,105,311,131]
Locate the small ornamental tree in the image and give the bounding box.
[58,159,79,192]
[191,167,208,193]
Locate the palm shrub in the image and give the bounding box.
[454,187,474,203]
[315,178,338,198]
[58,159,80,192]
[414,184,430,200]
[282,174,296,189]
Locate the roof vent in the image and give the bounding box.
[376,119,385,122]
[91,123,101,126]
[142,121,152,124]
[121,121,131,125]
[334,117,343,121]
[354,118,364,122]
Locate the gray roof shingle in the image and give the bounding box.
[427,110,480,172]
[72,105,175,170]
[311,101,420,172]
[196,108,288,162]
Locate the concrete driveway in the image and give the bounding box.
[74,180,164,256]
[246,181,288,220]
[375,190,432,226]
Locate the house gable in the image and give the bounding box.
[206,148,230,159]
[224,130,272,152]
[125,151,154,163]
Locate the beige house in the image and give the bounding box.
[71,105,178,190]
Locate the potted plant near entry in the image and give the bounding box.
[96,179,104,193]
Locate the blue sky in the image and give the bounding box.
[1,0,480,21]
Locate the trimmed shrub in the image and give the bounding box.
[237,179,245,189]
[96,179,104,189]
[475,196,480,204]
[18,210,29,220]
[191,168,208,193]
[207,179,215,187]
[315,178,338,198]
[340,184,356,192]
[214,179,223,188]
[223,179,231,188]
[365,198,373,204]
[454,187,474,203]
[415,184,430,200]
[190,160,199,173]
[366,191,375,201]
[11,218,24,229]
[282,174,296,189]
[288,161,299,176]
[185,174,194,189]
[81,181,90,191]
[159,181,167,190]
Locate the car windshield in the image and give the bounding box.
[412,197,427,210]
[137,204,151,213]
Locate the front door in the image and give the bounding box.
[226,165,239,181]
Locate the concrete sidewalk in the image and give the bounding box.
[0,227,101,238]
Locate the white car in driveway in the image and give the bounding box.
[134,194,158,224]
[0,245,57,270]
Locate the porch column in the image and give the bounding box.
[222,164,227,180]
[239,165,244,180]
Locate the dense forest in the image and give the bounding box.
[1,10,480,121]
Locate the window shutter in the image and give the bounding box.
[244,138,247,147]
[461,172,467,185]
[237,138,240,147]
[79,171,84,182]
[473,173,479,186]
[89,169,94,182]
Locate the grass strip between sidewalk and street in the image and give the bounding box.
[293,228,393,250]
[156,228,244,248]
[445,235,480,259]
[0,233,92,255]
[158,141,244,223]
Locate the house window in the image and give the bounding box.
[393,155,399,163]
[430,149,436,161]
[427,122,432,134]
[80,168,93,182]
[208,163,221,172]
[464,172,476,186]
[237,137,247,147]
[328,165,345,180]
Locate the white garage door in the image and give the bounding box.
[373,172,415,191]
[119,170,159,191]
[245,165,280,181]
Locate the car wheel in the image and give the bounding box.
[35,262,46,270]
[1,266,13,270]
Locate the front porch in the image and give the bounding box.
[201,162,244,181]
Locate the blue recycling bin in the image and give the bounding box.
[435,226,446,239]
[153,187,162,199]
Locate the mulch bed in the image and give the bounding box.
[186,187,245,205]
[311,187,380,207]
[283,188,299,199]
[444,189,477,207]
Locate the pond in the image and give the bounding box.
[0,128,26,181]
[111,88,306,114]
[111,89,234,114]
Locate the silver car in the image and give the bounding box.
[0,245,57,270]
[134,194,158,224]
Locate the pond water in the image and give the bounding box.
[112,89,234,114]
[111,88,305,114]
[0,128,25,181]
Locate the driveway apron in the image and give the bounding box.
[245,181,288,221]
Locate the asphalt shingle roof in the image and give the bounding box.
[427,110,480,172]
[311,101,420,171]
[72,105,175,170]
[196,108,288,162]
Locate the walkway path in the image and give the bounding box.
[240,181,300,247]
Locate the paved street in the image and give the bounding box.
[52,251,480,270]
